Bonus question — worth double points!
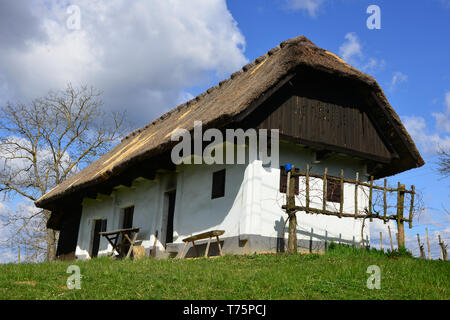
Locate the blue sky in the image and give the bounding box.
[0,0,449,262]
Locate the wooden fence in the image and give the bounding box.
[282,164,417,252]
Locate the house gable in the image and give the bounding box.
[246,71,393,164]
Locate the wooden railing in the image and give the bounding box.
[281,164,417,251]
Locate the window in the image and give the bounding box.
[326,178,341,203]
[279,166,299,195]
[211,169,226,199]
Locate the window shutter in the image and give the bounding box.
[279,166,287,193]
[279,166,299,195]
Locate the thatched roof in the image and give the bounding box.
[35,36,424,210]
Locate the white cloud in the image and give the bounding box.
[402,92,450,156]
[338,32,385,75]
[432,92,450,133]
[362,58,386,73]
[339,32,362,64]
[287,0,324,17]
[402,115,450,155]
[389,71,408,91]
[0,0,248,125]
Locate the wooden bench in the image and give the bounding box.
[179,230,225,258]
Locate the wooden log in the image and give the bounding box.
[305,164,310,211]
[409,185,415,229]
[380,232,383,251]
[388,225,394,251]
[438,235,447,261]
[290,171,415,194]
[339,169,344,218]
[287,165,297,254]
[383,179,387,224]
[396,183,406,249]
[396,233,399,249]
[283,205,410,221]
[426,227,431,260]
[132,246,145,260]
[322,168,328,212]
[369,176,374,222]
[354,172,359,219]
[417,234,425,259]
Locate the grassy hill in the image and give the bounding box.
[0,245,448,300]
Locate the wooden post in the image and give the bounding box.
[396,183,406,249]
[380,232,383,251]
[438,235,448,261]
[323,168,328,212]
[339,169,344,218]
[325,230,328,251]
[383,179,387,224]
[287,165,297,254]
[354,172,359,219]
[409,185,415,229]
[396,233,399,249]
[369,176,374,222]
[18,246,20,264]
[417,234,425,259]
[305,164,310,211]
[388,225,394,251]
[425,227,431,260]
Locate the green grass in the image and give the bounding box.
[0,245,448,300]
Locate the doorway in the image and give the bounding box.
[91,219,107,258]
[121,206,134,256]
[164,191,176,247]
[122,206,134,229]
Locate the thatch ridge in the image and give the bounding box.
[35,35,423,209]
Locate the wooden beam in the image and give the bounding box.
[322,168,328,212]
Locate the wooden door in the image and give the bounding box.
[165,191,176,246]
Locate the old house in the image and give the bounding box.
[35,36,424,260]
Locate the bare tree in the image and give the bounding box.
[437,148,450,179]
[0,84,130,262]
